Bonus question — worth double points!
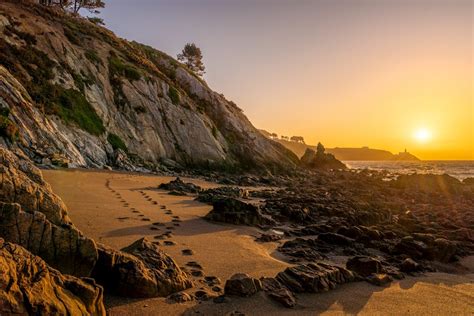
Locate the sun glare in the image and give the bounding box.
[414,128,432,143]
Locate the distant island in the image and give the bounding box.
[260,130,420,161]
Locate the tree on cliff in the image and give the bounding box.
[38,0,105,14]
[177,43,206,77]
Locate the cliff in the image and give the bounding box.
[0,2,298,172]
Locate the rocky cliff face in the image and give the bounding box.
[0,2,298,172]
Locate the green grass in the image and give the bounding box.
[109,55,141,81]
[85,49,102,65]
[168,86,180,105]
[107,133,127,151]
[54,89,105,136]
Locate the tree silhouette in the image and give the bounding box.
[177,43,206,77]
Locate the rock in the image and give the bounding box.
[205,198,276,226]
[366,273,393,286]
[256,233,283,242]
[197,186,249,204]
[400,258,420,273]
[392,237,428,260]
[261,277,296,308]
[346,256,383,277]
[278,238,324,261]
[167,292,193,303]
[224,273,262,297]
[182,249,195,255]
[318,232,353,246]
[276,263,355,293]
[300,144,346,170]
[158,178,202,194]
[0,238,105,316]
[92,238,192,298]
[0,148,97,277]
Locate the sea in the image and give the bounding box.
[344,160,474,181]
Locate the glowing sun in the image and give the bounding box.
[414,128,432,142]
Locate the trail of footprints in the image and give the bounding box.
[104,177,223,297]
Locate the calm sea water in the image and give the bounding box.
[344,160,474,181]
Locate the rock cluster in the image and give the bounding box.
[92,238,192,298]
[0,238,105,315]
[205,198,276,226]
[158,177,202,195]
[197,186,249,204]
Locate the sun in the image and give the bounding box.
[413,128,432,143]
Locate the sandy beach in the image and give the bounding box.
[43,169,474,315]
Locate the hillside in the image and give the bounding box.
[0,2,298,172]
[260,132,419,161]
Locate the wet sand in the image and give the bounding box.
[43,169,474,315]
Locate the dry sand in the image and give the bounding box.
[43,169,474,316]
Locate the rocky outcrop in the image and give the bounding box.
[197,186,249,204]
[158,177,202,195]
[224,273,262,297]
[0,2,298,172]
[300,143,346,170]
[0,238,105,316]
[0,148,97,276]
[92,238,192,298]
[276,263,355,294]
[205,198,276,226]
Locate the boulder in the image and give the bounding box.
[400,258,420,273]
[224,273,262,297]
[0,148,97,277]
[346,256,382,277]
[366,273,393,286]
[205,198,276,226]
[0,238,105,316]
[276,263,355,293]
[158,177,202,195]
[261,277,296,308]
[92,238,192,298]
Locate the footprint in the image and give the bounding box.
[186,261,203,270]
[182,249,194,256]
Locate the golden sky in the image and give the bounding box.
[102,0,473,160]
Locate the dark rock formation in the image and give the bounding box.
[92,238,192,298]
[300,143,346,170]
[0,238,105,316]
[205,198,276,226]
[346,256,383,277]
[197,186,249,204]
[276,263,355,293]
[158,177,202,195]
[0,148,97,277]
[224,273,262,297]
[366,273,393,286]
[260,277,296,308]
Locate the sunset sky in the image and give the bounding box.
[99,0,473,160]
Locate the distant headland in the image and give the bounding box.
[260,130,420,161]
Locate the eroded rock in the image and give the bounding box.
[0,238,105,316]
[92,238,192,298]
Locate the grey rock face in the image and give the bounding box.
[0,3,298,172]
